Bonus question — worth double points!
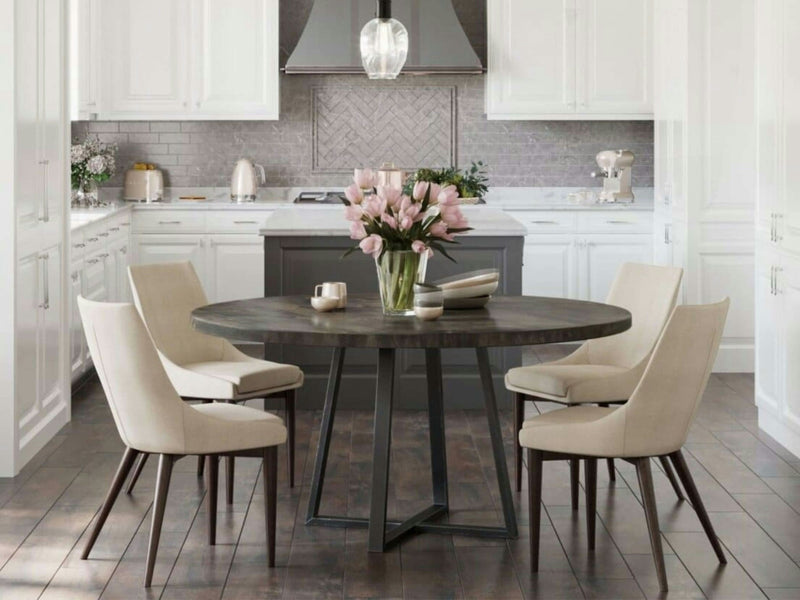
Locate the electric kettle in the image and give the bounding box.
[230,159,266,203]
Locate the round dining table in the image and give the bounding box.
[191,294,631,552]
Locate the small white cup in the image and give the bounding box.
[311,296,339,312]
[314,282,347,308]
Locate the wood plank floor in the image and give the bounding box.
[2,355,799,598]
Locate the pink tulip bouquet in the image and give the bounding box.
[341,168,472,315]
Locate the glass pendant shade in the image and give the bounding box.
[360,1,408,79]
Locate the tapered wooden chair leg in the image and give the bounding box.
[144,454,174,588]
[207,455,218,545]
[197,455,205,478]
[82,447,138,560]
[125,452,149,495]
[636,458,668,593]
[606,458,616,481]
[264,446,278,567]
[528,449,543,572]
[658,455,685,501]
[286,389,296,488]
[226,456,235,504]
[669,450,727,563]
[570,458,580,510]
[514,393,524,492]
[585,457,597,551]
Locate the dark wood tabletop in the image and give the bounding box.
[191,294,632,349]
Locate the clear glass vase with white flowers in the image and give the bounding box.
[342,169,472,316]
[71,135,117,207]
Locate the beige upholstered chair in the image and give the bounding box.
[126,261,302,502]
[521,299,729,593]
[77,298,284,587]
[506,262,684,501]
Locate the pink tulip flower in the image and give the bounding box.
[412,181,429,201]
[381,212,398,229]
[349,221,367,240]
[354,168,377,190]
[378,185,403,208]
[440,205,469,229]
[401,202,422,222]
[359,234,383,258]
[363,196,387,218]
[400,215,413,231]
[430,220,455,241]
[412,240,433,257]
[437,184,459,206]
[344,183,363,205]
[344,205,363,222]
[427,183,442,205]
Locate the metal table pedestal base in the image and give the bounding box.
[305,346,519,552]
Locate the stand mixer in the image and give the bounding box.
[591,150,635,203]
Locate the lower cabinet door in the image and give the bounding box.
[207,235,264,302]
[69,262,85,381]
[39,244,63,409]
[15,252,40,423]
[756,250,782,413]
[780,257,800,433]
[522,235,577,298]
[578,234,654,302]
[132,234,208,291]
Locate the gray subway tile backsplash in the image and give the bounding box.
[74,75,653,191]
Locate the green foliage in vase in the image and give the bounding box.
[70,135,118,190]
[403,161,489,199]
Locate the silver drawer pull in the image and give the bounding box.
[72,243,86,249]
[530,220,559,225]
[233,220,258,224]
[38,254,49,309]
[87,237,99,242]
[109,227,120,232]
[121,222,130,227]
[98,232,109,237]
[87,258,99,265]
[158,220,182,225]
[605,220,634,225]
[120,247,127,254]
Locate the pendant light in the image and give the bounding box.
[360,0,408,79]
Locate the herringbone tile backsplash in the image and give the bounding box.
[73,74,653,189]
[72,0,653,190]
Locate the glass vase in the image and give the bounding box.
[375,250,428,316]
[73,179,100,207]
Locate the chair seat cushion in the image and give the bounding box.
[185,402,286,454]
[505,363,637,404]
[518,405,625,457]
[170,359,303,399]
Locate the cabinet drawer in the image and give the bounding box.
[577,211,652,234]
[133,210,206,233]
[508,211,577,234]
[211,211,274,234]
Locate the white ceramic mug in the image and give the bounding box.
[314,282,347,308]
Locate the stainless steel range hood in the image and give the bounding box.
[285,0,483,75]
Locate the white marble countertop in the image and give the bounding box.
[259,206,528,237]
[70,186,654,231]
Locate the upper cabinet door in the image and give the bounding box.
[101,0,191,118]
[486,0,577,119]
[191,0,279,119]
[70,0,99,119]
[577,0,653,116]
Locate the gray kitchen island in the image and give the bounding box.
[261,206,526,410]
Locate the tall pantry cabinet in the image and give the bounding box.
[0,0,70,476]
[755,0,800,457]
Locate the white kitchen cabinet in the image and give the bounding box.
[100,0,191,118]
[522,236,577,298]
[69,262,84,381]
[579,234,653,302]
[132,234,208,282]
[16,0,65,236]
[15,246,65,455]
[86,0,279,120]
[70,0,99,119]
[191,0,279,119]
[207,235,265,303]
[577,0,652,115]
[486,0,652,119]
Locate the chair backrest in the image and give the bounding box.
[128,261,227,366]
[77,297,188,453]
[584,262,683,369]
[620,299,729,457]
